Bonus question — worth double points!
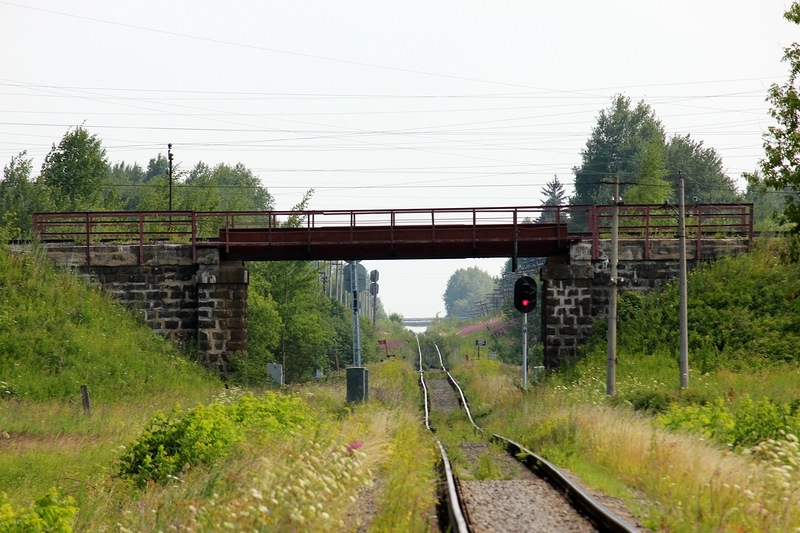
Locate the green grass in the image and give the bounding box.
[441,237,800,531]
[0,244,222,520]
[0,246,219,403]
[0,240,437,532]
[6,231,800,531]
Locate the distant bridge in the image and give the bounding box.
[403,317,437,328]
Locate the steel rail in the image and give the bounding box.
[415,334,469,533]
[493,434,640,533]
[428,337,640,533]
[432,342,481,432]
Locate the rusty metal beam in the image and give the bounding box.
[213,223,573,261]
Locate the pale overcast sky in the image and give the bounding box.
[1,1,797,318]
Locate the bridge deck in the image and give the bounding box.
[31,204,753,265]
[212,223,571,261]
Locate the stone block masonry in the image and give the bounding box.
[41,243,248,377]
[35,234,748,374]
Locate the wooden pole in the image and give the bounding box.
[80,384,91,415]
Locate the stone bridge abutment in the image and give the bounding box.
[37,235,750,374]
[540,237,751,369]
[42,243,248,376]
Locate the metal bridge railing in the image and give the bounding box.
[32,204,753,264]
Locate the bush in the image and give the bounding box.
[658,394,800,449]
[117,391,316,487]
[0,488,76,533]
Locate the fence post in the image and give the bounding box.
[80,385,91,415]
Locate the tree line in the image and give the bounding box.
[0,126,383,384]
[9,0,800,380]
[1,126,273,240]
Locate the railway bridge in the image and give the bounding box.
[32,204,753,373]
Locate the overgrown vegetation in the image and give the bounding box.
[0,245,219,404]
[116,390,315,487]
[0,238,433,532]
[437,236,800,531]
[0,489,76,533]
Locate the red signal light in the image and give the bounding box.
[514,276,537,314]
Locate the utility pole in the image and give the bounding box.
[607,176,619,397]
[678,173,689,388]
[168,143,174,212]
[522,311,528,390]
[349,261,362,367]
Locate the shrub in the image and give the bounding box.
[0,488,76,533]
[117,391,316,487]
[658,394,800,449]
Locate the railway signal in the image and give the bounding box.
[514,276,537,313]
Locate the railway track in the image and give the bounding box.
[415,334,641,533]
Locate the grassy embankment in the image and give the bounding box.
[434,237,800,532]
[0,242,437,532]
[8,233,800,531]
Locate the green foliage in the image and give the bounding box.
[247,261,335,383]
[105,157,274,213]
[538,175,568,223]
[237,291,282,385]
[614,239,800,372]
[749,1,800,241]
[472,452,508,481]
[117,390,315,487]
[571,95,739,210]
[0,488,77,533]
[106,161,147,210]
[1,152,43,240]
[443,266,495,318]
[179,161,273,212]
[519,414,578,464]
[665,134,740,203]
[572,94,665,206]
[658,395,800,450]
[623,140,670,204]
[40,126,109,212]
[117,403,240,487]
[0,247,218,402]
[744,175,790,232]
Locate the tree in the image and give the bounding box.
[443,266,495,318]
[541,175,567,206]
[665,135,740,203]
[180,162,273,212]
[744,172,790,232]
[134,160,275,213]
[238,290,282,385]
[0,151,42,238]
[748,1,800,242]
[106,161,147,210]
[571,95,665,206]
[623,139,670,204]
[538,175,568,223]
[248,260,335,383]
[40,126,109,211]
[145,154,170,183]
